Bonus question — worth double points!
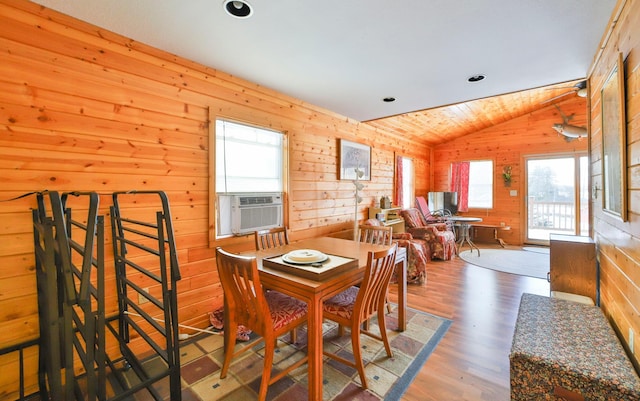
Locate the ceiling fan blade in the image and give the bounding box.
[541,91,574,105]
[545,85,575,90]
[544,80,586,92]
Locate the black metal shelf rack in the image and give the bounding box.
[107,190,182,400]
[2,190,182,400]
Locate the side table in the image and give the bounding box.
[448,216,483,256]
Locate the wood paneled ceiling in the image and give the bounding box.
[32,1,613,124]
[364,79,587,146]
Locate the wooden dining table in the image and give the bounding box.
[236,236,407,401]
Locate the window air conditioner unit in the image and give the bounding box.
[228,193,283,235]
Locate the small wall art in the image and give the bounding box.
[339,139,371,180]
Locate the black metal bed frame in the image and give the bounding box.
[108,190,182,401]
[1,190,181,400]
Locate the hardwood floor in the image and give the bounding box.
[387,250,550,401]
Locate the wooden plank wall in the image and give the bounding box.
[431,97,589,245]
[589,0,640,369]
[0,0,431,396]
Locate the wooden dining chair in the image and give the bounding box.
[253,226,303,341]
[215,247,308,401]
[357,223,394,314]
[357,224,393,246]
[322,243,398,389]
[254,226,290,250]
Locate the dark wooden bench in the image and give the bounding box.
[470,224,510,247]
[510,293,640,400]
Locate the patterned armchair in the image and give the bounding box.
[399,208,456,261]
[363,219,428,284]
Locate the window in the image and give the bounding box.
[216,119,283,193]
[214,119,285,238]
[394,156,415,209]
[401,157,414,209]
[468,160,493,208]
[450,159,493,211]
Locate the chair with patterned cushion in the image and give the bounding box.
[399,208,456,261]
[357,223,394,314]
[215,247,308,401]
[254,226,290,250]
[253,226,300,342]
[361,219,428,284]
[322,244,397,389]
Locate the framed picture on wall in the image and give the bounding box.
[339,139,371,180]
[601,52,627,221]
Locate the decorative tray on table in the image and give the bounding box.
[262,249,358,280]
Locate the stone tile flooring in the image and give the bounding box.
[115,306,450,401]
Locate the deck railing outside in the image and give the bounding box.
[528,200,575,232]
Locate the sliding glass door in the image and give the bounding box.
[525,154,588,244]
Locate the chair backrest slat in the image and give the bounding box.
[216,247,270,335]
[355,244,397,321]
[254,227,290,250]
[357,225,392,246]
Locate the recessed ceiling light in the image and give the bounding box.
[382,97,396,103]
[223,0,252,18]
[467,74,486,83]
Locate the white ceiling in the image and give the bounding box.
[32,0,616,122]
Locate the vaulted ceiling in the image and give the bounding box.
[32,1,610,145]
[365,79,588,145]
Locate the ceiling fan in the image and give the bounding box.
[552,105,587,141]
[543,81,588,104]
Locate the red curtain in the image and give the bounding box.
[450,162,470,212]
[394,155,403,207]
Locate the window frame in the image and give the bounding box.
[209,112,288,244]
[467,159,494,209]
[215,118,284,194]
[400,156,414,209]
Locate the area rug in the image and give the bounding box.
[458,248,550,279]
[135,306,450,401]
[522,246,550,255]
